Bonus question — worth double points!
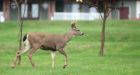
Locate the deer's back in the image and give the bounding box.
[42,34,66,50]
[28,32,66,50]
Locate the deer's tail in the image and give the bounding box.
[23,34,27,42]
[20,34,30,54]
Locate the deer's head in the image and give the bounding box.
[70,20,84,36]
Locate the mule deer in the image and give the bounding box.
[11,21,84,69]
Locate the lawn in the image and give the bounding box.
[0,20,140,75]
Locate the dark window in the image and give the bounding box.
[55,0,64,12]
[0,1,3,11]
[81,4,89,12]
[64,3,72,12]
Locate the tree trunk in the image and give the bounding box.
[100,16,106,56]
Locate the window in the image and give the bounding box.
[21,3,39,19]
[64,3,72,12]
[90,7,97,13]
[31,4,39,18]
[72,4,79,12]
[55,0,64,12]
[0,1,3,11]
[21,4,28,18]
[71,4,89,12]
[81,4,89,12]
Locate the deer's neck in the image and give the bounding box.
[63,31,74,42]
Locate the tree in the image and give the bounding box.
[13,0,27,65]
[75,0,119,56]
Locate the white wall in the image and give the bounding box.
[0,12,5,22]
[53,12,101,20]
[136,1,140,18]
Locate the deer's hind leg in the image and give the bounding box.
[11,47,30,68]
[28,44,41,68]
[11,50,20,68]
[11,39,30,68]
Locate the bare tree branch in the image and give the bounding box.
[99,13,104,21]
[14,0,27,50]
[106,8,112,18]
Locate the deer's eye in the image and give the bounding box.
[76,29,80,31]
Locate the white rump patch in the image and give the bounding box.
[21,34,30,54]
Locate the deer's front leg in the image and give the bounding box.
[58,49,68,69]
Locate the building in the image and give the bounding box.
[0,0,55,21]
[0,0,100,21]
[111,0,140,19]
[1,0,140,21]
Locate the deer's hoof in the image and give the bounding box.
[11,64,16,68]
[32,64,36,68]
[17,61,21,65]
[17,63,21,65]
[63,65,67,69]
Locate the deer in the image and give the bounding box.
[11,21,84,69]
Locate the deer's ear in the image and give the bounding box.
[71,20,77,28]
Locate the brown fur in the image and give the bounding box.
[11,21,84,68]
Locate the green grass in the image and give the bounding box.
[0,20,140,75]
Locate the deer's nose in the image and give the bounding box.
[81,33,84,35]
